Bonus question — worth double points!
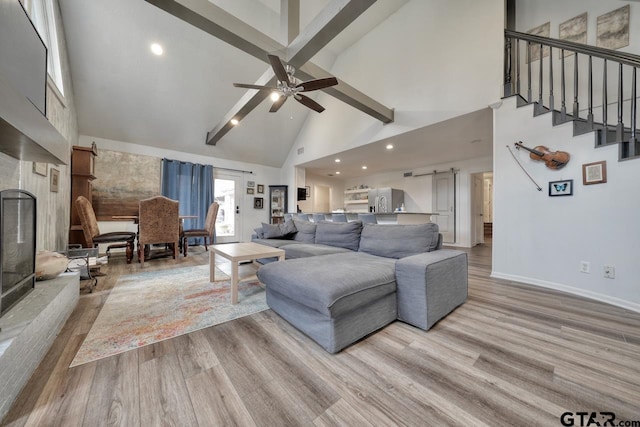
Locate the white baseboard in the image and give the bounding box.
[490,272,640,314]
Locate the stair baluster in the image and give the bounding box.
[516,39,520,95]
[561,50,566,118]
[504,36,513,96]
[629,68,637,158]
[573,53,579,118]
[601,59,608,147]
[616,63,624,142]
[534,43,545,115]
[527,41,532,103]
[588,56,594,128]
[549,46,555,112]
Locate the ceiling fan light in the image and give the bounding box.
[270,92,281,102]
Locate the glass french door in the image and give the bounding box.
[214,172,242,243]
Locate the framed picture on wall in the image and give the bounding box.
[50,168,59,192]
[582,160,607,185]
[247,187,255,195]
[32,162,47,176]
[305,186,311,198]
[549,179,573,196]
[254,197,263,209]
[247,180,255,188]
[257,184,264,194]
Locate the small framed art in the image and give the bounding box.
[254,197,263,209]
[247,187,255,195]
[247,180,255,188]
[33,162,47,176]
[50,168,60,192]
[257,184,264,194]
[582,161,607,185]
[549,179,573,196]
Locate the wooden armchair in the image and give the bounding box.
[138,196,180,267]
[75,196,136,263]
[182,202,219,257]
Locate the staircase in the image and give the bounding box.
[503,29,640,161]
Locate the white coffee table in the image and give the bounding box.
[210,242,285,304]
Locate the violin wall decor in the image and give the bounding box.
[514,141,570,170]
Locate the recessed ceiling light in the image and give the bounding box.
[335,158,341,163]
[230,118,239,125]
[386,143,394,150]
[270,91,281,102]
[362,166,367,170]
[150,43,164,56]
[336,171,341,175]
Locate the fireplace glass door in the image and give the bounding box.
[1,190,36,316]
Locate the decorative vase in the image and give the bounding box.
[35,250,69,281]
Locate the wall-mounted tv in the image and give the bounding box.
[297,187,307,201]
[0,0,47,116]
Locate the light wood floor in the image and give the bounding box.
[3,243,640,426]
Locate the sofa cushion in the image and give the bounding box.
[262,219,297,239]
[315,220,362,251]
[359,223,440,258]
[257,252,396,318]
[283,243,351,259]
[292,219,316,243]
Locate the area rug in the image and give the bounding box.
[70,264,267,367]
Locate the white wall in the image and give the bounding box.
[297,173,344,213]
[493,97,640,311]
[77,135,281,244]
[282,0,504,209]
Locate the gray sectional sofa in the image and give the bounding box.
[252,218,468,353]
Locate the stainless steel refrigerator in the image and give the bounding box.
[368,188,404,213]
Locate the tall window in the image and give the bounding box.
[30,0,64,96]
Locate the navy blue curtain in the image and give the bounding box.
[161,159,214,245]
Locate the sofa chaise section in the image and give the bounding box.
[257,252,397,353]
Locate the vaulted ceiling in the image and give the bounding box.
[59,0,492,178]
[58,0,410,167]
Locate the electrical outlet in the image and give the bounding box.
[604,266,615,279]
[580,261,590,273]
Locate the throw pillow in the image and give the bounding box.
[254,227,265,239]
[280,218,297,238]
[262,222,284,239]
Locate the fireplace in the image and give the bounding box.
[0,189,36,317]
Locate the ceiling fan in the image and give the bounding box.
[233,55,338,113]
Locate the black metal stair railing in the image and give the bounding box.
[504,29,640,161]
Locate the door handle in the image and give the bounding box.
[236,205,240,214]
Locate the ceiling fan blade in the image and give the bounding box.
[296,77,338,92]
[233,83,273,90]
[268,54,290,84]
[269,95,288,112]
[294,94,325,113]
